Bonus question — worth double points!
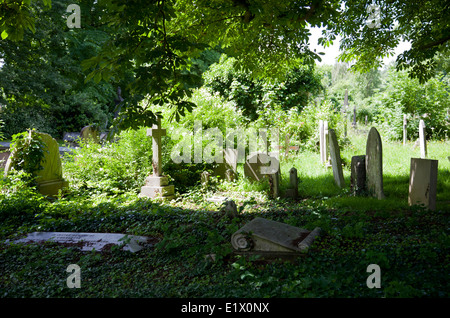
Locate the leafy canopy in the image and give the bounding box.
[1,0,449,128]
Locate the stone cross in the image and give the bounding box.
[419,119,427,158]
[147,117,166,176]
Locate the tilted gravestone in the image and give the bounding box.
[319,120,330,165]
[4,131,69,196]
[231,217,321,256]
[408,158,438,211]
[80,125,100,143]
[328,129,345,188]
[140,117,174,200]
[365,127,385,199]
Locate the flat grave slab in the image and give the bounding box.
[8,232,154,253]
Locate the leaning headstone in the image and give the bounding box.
[408,158,438,211]
[244,152,279,182]
[285,167,298,199]
[140,117,175,200]
[231,217,321,256]
[4,131,69,196]
[80,125,100,143]
[10,232,153,253]
[350,155,366,195]
[419,120,427,158]
[268,170,280,199]
[328,129,345,188]
[365,127,385,199]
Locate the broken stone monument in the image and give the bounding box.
[365,127,385,199]
[140,117,175,200]
[328,129,345,188]
[350,155,366,195]
[9,232,153,253]
[231,217,321,258]
[4,131,69,196]
[408,158,438,211]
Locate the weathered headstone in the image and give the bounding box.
[319,119,325,163]
[403,114,407,146]
[231,217,321,255]
[343,89,348,137]
[243,152,279,182]
[10,232,152,253]
[419,120,427,158]
[4,131,69,196]
[140,117,175,200]
[408,158,438,211]
[365,127,385,199]
[328,129,345,188]
[80,125,100,143]
[268,170,280,199]
[201,171,211,187]
[350,155,366,195]
[285,167,298,199]
[319,120,330,165]
[352,106,357,128]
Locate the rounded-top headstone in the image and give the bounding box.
[365,127,385,199]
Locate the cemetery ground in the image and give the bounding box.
[0,129,449,298]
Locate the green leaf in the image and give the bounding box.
[1,30,8,40]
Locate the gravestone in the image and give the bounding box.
[403,114,407,145]
[231,217,321,255]
[319,120,330,165]
[285,167,298,199]
[10,232,153,253]
[352,106,357,128]
[350,155,366,195]
[4,131,69,196]
[268,170,280,199]
[140,117,175,200]
[328,129,345,188]
[213,148,238,179]
[343,89,348,137]
[243,152,279,182]
[201,171,211,187]
[419,120,427,158]
[408,158,438,211]
[365,127,385,199]
[80,125,100,143]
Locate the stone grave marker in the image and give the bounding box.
[365,127,385,199]
[285,167,298,199]
[328,129,345,188]
[350,155,366,195]
[4,131,69,196]
[80,125,100,143]
[408,158,438,211]
[231,217,321,258]
[419,120,427,158]
[140,117,175,200]
[9,232,153,253]
[319,120,330,165]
